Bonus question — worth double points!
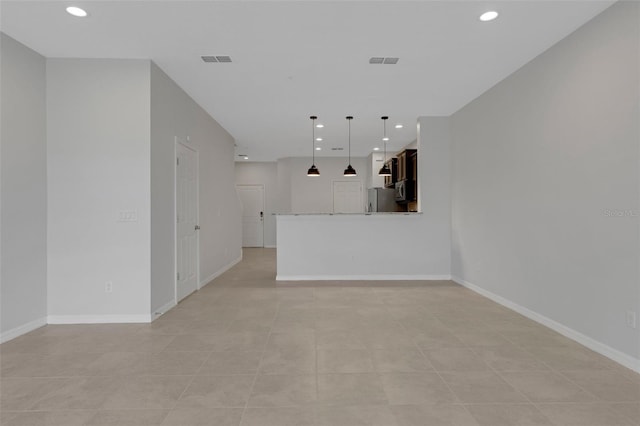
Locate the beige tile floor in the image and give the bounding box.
[1,248,638,425]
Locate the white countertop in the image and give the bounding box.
[275,212,422,216]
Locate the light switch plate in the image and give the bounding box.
[118,210,138,222]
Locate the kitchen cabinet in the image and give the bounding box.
[383,158,398,188]
[410,151,417,201]
[396,149,416,182]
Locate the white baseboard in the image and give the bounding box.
[151,299,177,321]
[199,253,243,288]
[451,275,640,374]
[47,314,152,324]
[0,317,47,343]
[276,274,452,281]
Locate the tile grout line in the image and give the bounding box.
[237,294,280,426]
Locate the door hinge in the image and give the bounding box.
[177,157,180,166]
[177,272,180,281]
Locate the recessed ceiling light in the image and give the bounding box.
[243,156,249,160]
[316,124,324,128]
[373,147,380,151]
[66,6,87,17]
[315,147,322,151]
[479,11,499,21]
[395,124,403,129]
[316,137,323,141]
[382,137,389,141]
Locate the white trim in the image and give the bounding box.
[452,275,640,374]
[0,317,47,343]
[151,299,177,321]
[264,245,277,249]
[175,138,200,303]
[47,314,152,324]
[276,274,452,281]
[199,253,243,288]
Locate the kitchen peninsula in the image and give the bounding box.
[276,212,450,281]
[273,117,451,281]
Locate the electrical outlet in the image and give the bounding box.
[105,281,113,293]
[626,310,637,329]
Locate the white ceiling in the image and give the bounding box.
[1,1,614,161]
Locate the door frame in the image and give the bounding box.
[236,183,265,248]
[332,179,363,213]
[174,137,200,303]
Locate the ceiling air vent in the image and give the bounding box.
[201,56,232,63]
[331,147,344,151]
[369,57,399,65]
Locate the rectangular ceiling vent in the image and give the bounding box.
[201,56,232,63]
[369,57,399,65]
[331,147,344,151]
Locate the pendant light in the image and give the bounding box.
[307,116,320,177]
[378,116,392,176]
[343,116,357,176]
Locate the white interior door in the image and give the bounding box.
[176,141,198,302]
[333,180,363,213]
[237,184,264,247]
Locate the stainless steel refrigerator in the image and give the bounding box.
[367,188,397,212]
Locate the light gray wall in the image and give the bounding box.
[150,63,241,309]
[279,157,368,213]
[416,117,452,274]
[276,158,293,214]
[0,33,47,338]
[366,152,386,189]
[451,2,640,361]
[47,59,152,320]
[235,162,278,247]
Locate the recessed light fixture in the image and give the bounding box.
[66,6,87,17]
[373,147,380,151]
[382,137,389,141]
[316,137,323,141]
[315,147,322,151]
[395,124,403,129]
[316,124,324,128]
[479,11,499,21]
[243,156,249,160]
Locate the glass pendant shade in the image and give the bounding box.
[307,164,320,176]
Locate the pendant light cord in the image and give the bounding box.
[312,117,315,165]
[347,116,353,165]
[383,117,387,163]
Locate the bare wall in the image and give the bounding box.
[47,59,151,320]
[451,2,640,362]
[150,63,241,311]
[0,33,47,339]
